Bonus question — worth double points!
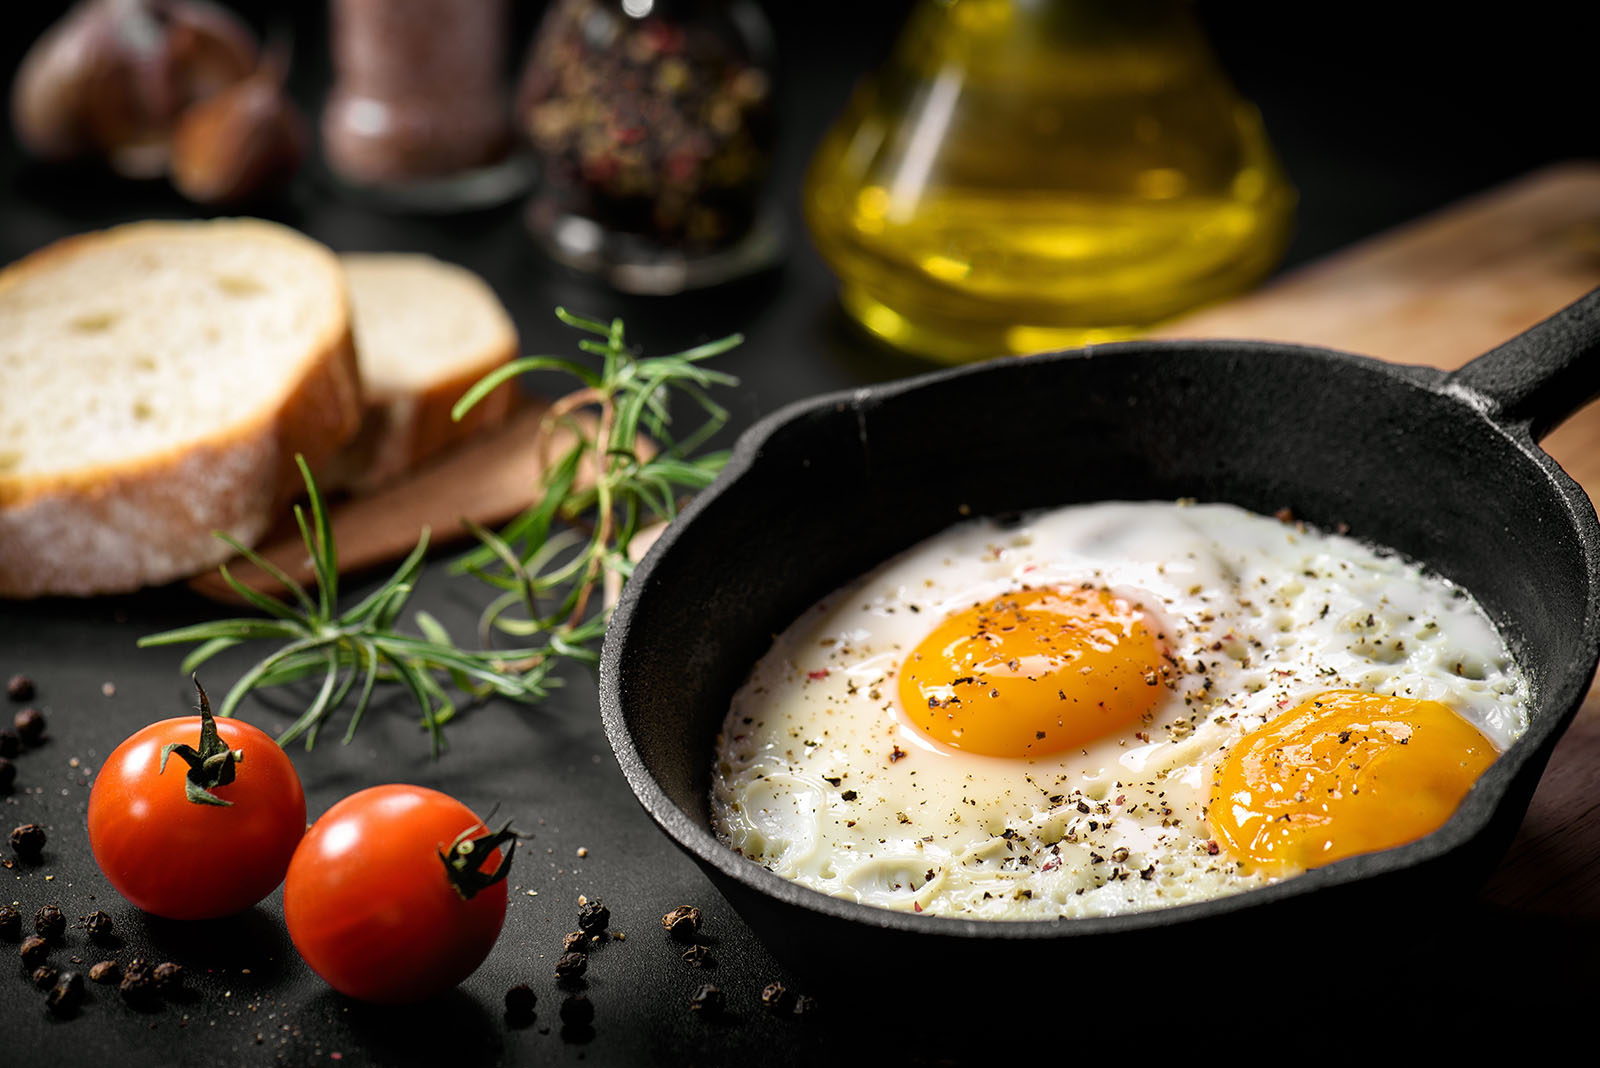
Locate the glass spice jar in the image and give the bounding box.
[322,0,533,211]
[517,0,780,293]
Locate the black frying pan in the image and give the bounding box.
[600,290,1600,997]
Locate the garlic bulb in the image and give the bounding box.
[11,0,257,178]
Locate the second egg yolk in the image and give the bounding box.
[897,586,1169,758]
[1208,689,1497,875]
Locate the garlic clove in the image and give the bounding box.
[170,65,306,205]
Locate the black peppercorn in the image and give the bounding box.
[562,930,587,953]
[759,981,789,1010]
[0,757,14,793]
[6,675,33,702]
[34,904,65,941]
[9,822,46,860]
[505,983,537,1018]
[577,897,610,933]
[559,993,594,1026]
[554,951,588,981]
[89,960,120,983]
[661,904,701,941]
[19,934,49,967]
[688,983,724,1014]
[680,944,713,968]
[120,959,155,1004]
[0,904,19,941]
[0,729,18,758]
[152,961,183,991]
[13,707,44,746]
[47,971,83,1016]
[80,910,115,944]
[32,964,58,989]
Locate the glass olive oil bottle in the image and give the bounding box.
[804,0,1295,362]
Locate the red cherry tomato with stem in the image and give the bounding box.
[87,677,306,920]
[283,784,516,1004]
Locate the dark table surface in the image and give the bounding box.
[2,3,1595,1063]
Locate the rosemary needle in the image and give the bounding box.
[140,310,740,754]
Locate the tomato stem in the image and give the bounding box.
[438,818,520,900]
[158,675,245,807]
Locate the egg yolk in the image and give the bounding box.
[1208,689,1496,874]
[897,585,1169,758]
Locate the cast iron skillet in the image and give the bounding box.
[600,290,1600,990]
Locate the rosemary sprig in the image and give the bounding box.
[449,308,739,640]
[139,311,741,753]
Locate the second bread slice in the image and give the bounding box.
[334,253,520,490]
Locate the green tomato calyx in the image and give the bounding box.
[440,817,520,900]
[158,675,244,808]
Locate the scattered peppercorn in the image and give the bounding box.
[680,944,713,968]
[0,729,17,758]
[9,822,45,860]
[13,707,44,746]
[0,757,14,793]
[577,897,610,933]
[34,904,65,942]
[0,905,19,941]
[562,930,588,953]
[6,675,33,702]
[152,961,183,991]
[760,981,790,1011]
[505,983,537,1019]
[559,994,594,1026]
[80,910,114,944]
[120,959,156,1004]
[554,951,588,981]
[688,983,724,1015]
[31,964,58,989]
[792,993,817,1016]
[89,960,120,984]
[19,935,49,967]
[47,971,83,1016]
[661,904,701,941]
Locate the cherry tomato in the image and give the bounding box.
[88,707,306,920]
[283,784,514,1004]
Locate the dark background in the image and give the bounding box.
[0,2,1593,1064]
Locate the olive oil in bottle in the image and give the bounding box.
[804,0,1295,362]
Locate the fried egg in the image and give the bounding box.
[709,501,1529,920]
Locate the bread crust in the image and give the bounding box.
[0,219,363,597]
[335,330,518,492]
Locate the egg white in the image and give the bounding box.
[709,501,1529,921]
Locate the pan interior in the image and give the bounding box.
[610,342,1596,922]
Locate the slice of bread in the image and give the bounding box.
[331,253,519,491]
[0,218,362,597]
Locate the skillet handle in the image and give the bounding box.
[1449,287,1600,442]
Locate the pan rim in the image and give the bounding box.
[600,337,1600,939]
